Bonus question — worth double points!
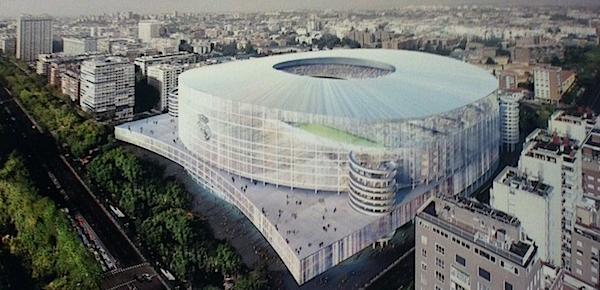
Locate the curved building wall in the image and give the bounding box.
[178,82,500,196]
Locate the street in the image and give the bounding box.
[0,87,167,290]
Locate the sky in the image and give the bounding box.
[0,0,598,17]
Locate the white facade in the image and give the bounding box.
[16,14,53,62]
[490,167,556,264]
[62,37,97,55]
[517,129,582,270]
[167,89,179,117]
[80,57,135,121]
[548,110,598,145]
[138,20,161,43]
[499,92,523,151]
[147,64,184,111]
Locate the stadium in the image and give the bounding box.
[116,49,500,284]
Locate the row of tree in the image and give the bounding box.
[0,57,106,158]
[0,153,102,289]
[87,148,268,289]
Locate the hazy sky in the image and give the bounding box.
[0,0,598,17]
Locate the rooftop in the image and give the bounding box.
[524,129,579,159]
[418,197,536,266]
[178,49,498,121]
[495,167,552,197]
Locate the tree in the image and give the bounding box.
[315,34,341,49]
[0,153,102,289]
[341,37,361,48]
[208,244,242,276]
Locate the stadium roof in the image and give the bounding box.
[179,49,498,121]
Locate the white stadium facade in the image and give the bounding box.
[116,49,500,284]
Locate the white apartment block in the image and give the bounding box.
[80,57,135,121]
[499,92,523,151]
[138,20,162,43]
[490,167,558,264]
[517,129,582,271]
[548,110,598,145]
[17,14,53,62]
[63,37,97,55]
[147,64,184,112]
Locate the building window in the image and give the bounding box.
[421,262,427,271]
[421,235,428,245]
[456,254,466,267]
[422,248,427,257]
[436,256,445,269]
[479,267,491,281]
[436,244,445,255]
[504,281,513,290]
[435,270,445,283]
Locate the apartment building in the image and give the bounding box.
[415,196,542,290]
[517,129,582,271]
[534,65,577,104]
[79,57,135,121]
[134,52,198,75]
[491,167,556,265]
[548,110,597,145]
[0,36,16,56]
[60,68,80,102]
[138,20,162,43]
[499,92,524,151]
[147,64,185,112]
[62,37,97,55]
[582,129,600,199]
[571,198,600,288]
[16,14,53,62]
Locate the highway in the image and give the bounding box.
[0,86,167,290]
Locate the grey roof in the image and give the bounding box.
[179,49,498,121]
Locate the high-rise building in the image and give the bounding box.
[138,20,162,43]
[62,37,97,55]
[548,110,597,145]
[518,129,582,270]
[534,65,577,104]
[167,89,179,118]
[80,57,135,121]
[582,129,600,199]
[147,64,185,112]
[499,92,523,151]
[491,167,557,263]
[16,14,53,62]
[0,36,16,56]
[574,129,600,287]
[571,197,600,287]
[415,196,542,290]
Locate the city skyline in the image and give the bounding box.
[1,0,600,17]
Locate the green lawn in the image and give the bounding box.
[296,123,381,147]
